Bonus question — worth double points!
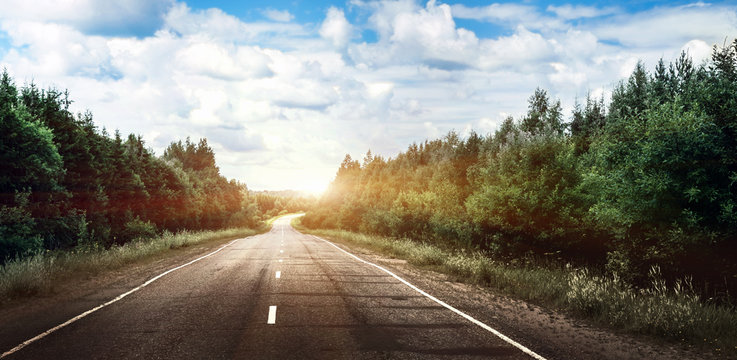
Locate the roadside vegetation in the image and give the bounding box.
[0,225,265,302]
[301,41,737,355]
[0,71,315,301]
[296,223,737,355]
[0,70,313,264]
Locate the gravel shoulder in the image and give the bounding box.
[324,237,718,360]
[0,235,243,353]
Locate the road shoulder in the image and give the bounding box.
[318,234,713,360]
[0,232,259,353]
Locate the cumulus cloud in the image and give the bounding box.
[349,0,478,69]
[163,3,305,43]
[681,39,713,65]
[320,7,354,48]
[477,26,555,71]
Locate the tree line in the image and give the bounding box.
[251,190,317,219]
[0,71,304,263]
[303,41,737,299]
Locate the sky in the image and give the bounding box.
[0,0,735,192]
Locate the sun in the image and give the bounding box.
[299,178,329,197]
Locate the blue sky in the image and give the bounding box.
[0,0,735,191]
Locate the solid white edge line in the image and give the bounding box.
[1,237,245,359]
[267,305,277,324]
[309,234,547,360]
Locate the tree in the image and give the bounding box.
[520,88,564,136]
[570,95,606,154]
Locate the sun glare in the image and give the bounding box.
[299,177,329,197]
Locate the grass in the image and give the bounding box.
[0,225,267,302]
[294,219,737,356]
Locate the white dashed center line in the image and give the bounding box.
[267,306,277,324]
[276,271,281,279]
[278,259,283,262]
[279,250,283,253]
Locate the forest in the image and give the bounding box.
[0,71,306,264]
[303,41,737,300]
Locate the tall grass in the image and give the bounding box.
[0,226,264,301]
[296,222,737,355]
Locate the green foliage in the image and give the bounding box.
[0,70,270,264]
[250,191,315,220]
[519,88,564,136]
[0,193,43,261]
[304,43,737,301]
[467,128,591,256]
[120,217,158,243]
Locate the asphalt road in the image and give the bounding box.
[0,215,544,359]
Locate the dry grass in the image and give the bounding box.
[0,226,265,301]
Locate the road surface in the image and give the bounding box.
[0,215,544,359]
[0,215,708,359]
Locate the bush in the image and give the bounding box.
[0,193,43,262]
[119,217,157,243]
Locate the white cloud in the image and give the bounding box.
[451,3,564,31]
[320,7,354,48]
[262,9,294,22]
[163,3,305,43]
[591,4,737,48]
[546,5,618,20]
[548,62,587,89]
[0,0,173,35]
[452,3,536,23]
[390,1,478,62]
[681,39,713,65]
[477,26,555,71]
[357,0,420,40]
[349,0,478,68]
[0,20,112,79]
[175,42,272,80]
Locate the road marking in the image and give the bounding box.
[278,259,283,262]
[267,306,277,324]
[310,235,547,360]
[279,250,283,253]
[276,271,281,279]
[1,237,246,359]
